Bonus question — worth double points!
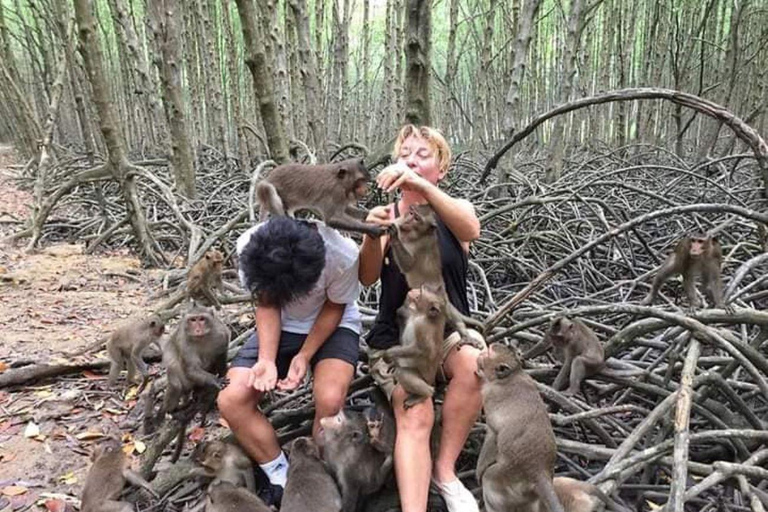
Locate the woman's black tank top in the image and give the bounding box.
[365,203,470,350]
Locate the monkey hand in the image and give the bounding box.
[366,205,394,227]
[249,360,278,392]
[277,353,309,390]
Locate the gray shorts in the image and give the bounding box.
[231,328,360,378]
[369,329,486,401]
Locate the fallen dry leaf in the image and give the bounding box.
[75,431,104,441]
[23,422,40,438]
[1,486,27,497]
[43,498,68,512]
[0,361,8,372]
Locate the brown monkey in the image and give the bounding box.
[476,343,564,512]
[256,157,383,237]
[382,284,447,409]
[387,204,483,348]
[195,440,256,492]
[107,313,165,387]
[162,305,229,460]
[80,438,157,512]
[553,477,614,512]
[281,437,342,512]
[319,408,394,512]
[525,316,605,396]
[641,234,727,309]
[186,250,224,309]
[205,479,271,512]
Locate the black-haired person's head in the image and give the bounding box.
[239,217,326,308]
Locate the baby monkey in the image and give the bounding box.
[281,437,342,512]
[256,157,383,237]
[107,313,165,388]
[196,440,256,492]
[186,249,224,309]
[642,233,728,310]
[525,316,605,396]
[80,438,157,512]
[383,284,447,409]
[476,343,564,512]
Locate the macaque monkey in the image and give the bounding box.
[642,234,727,309]
[476,343,564,512]
[106,314,165,387]
[205,479,271,512]
[319,408,394,512]
[256,157,383,237]
[186,250,224,309]
[80,438,157,512]
[196,440,256,492]
[162,305,229,460]
[383,285,447,409]
[553,477,613,512]
[525,316,605,396]
[387,204,483,348]
[282,437,342,512]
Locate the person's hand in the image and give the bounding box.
[365,205,393,227]
[249,360,278,392]
[277,353,309,390]
[376,163,428,194]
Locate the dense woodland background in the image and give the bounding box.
[3,0,768,511]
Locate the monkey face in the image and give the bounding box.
[338,158,371,200]
[319,411,366,447]
[291,436,321,459]
[149,316,166,337]
[199,441,225,470]
[476,343,520,382]
[186,314,211,337]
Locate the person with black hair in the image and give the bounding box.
[217,216,362,506]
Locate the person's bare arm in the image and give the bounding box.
[359,205,392,286]
[298,299,345,360]
[255,304,281,362]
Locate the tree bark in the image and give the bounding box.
[501,0,542,138]
[289,0,327,160]
[234,0,289,164]
[403,0,431,126]
[73,0,163,265]
[148,0,197,198]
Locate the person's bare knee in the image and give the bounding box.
[393,387,434,439]
[443,346,481,383]
[314,383,347,418]
[217,368,259,420]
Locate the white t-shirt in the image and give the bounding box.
[236,221,362,335]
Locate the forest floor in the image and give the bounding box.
[0,144,170,510]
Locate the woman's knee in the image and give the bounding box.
[393,388,434,436]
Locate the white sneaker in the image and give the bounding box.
[432,478,480,512]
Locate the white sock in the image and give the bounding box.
[260,451,289,487]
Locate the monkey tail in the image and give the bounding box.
[255,182,285,220]
[535,473,565,512]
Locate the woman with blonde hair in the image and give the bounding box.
[360,125,483,512]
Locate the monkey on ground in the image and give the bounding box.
[553,477,617,512]
[195,440,256,492]
[205,479,271,512]
[387,204,483,349]
[256,157,383,237]
[641,233,728,310]
[106,313,165,388]
[476,343,564,512]
[318,407,395,512]
[186,249,225,309]
[80,438,157,512]
[161,305,229,460]
[524,316,605,396]
[382,284,446,409]
[281,437,342,512]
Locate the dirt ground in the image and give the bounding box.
[0,144,172,510]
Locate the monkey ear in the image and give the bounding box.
[337,167,348,179]
[494,363,513,379]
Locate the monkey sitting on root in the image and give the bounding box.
[205,479,271,512]
[281,437,342,512]
[641,233,731,311]
[476,343,565,512]
[80,437,157,512]
[186,249,225,309]
[256,157,384,238]
[194,439,256,492]
[525,316,605,396]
